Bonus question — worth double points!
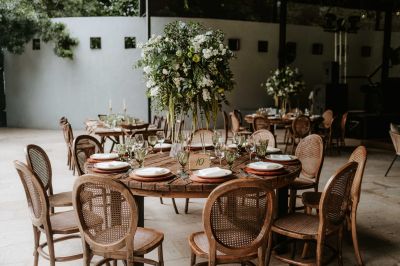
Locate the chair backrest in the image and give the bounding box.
[341,112,348,136]
[203,178,275,256]
[61,122,74,147]
[230,111,241,133]
[73,135,103,176]
[98,114,107,121]
[234,109,243,126]
[292,115,311,138]
[25,144,52,192]
[322,109,333,129]
[191,129,213,145]
[222,111,229,144]
[252,116,270,131]
[153,115,160,126]
[295,134,324,182]
[319,162,358,229]
[73,175,138,253]
[14,161,49,228]
[348,146,367,204]
[390,123,400,134]
[157,116,165,129]
[389,130,400,155]
[251,129,276,148]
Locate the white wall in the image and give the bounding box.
[5,16,399,129]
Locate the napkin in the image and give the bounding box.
[269,154,293,160]
[250,162,281,170]
[197,167,225,177]
[137,167,167,175]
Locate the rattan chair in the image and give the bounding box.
[73,135,103,176]
[288,134,324,213]
[230,111,251,136]
[73,174,164,266]
[385,129,400,177]
[267,161,358,266]
[14,161,83,266]
[252,116,271,132]
[285,115,311,154]
[251,129,276,148]
[60,118,74,172]
[190,128,214,146]
[302,146,367,265]
[25,144,72,214]
[322,109,333,129]
[188,178,275,266]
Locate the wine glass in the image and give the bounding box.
[148,135,158,152]
[245,138,255,161]
[116,144,126,161]
[176,149,190,179]
[134,148,147,168]
[214,143,225,166]
[255,140,268,160]
[135,134,144,148]
[212,130,221,147]
[156,131,165,153]
[225,149,237,171]
[232,132,239,147]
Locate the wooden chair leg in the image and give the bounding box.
[385,155,398,177]
[158,243,164,266]
[33,226,40,266]
[289,188,297,213]
[265,232,272,266]
[172,198,179,214]
[337,225,344,266]
[159,198,163,204]
[257,244,266,266]
[351,210,364,266]
[185,198,190,214]
[45,232,56,266]
[316,234,325,266]
[190,251,196,266]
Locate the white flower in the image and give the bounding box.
[221,49,226,55]
[174,64,180,70]
[162,69,169,75]
[176,50,182,57]
[146,79,156,88]
[198,75,214,88]
[202,48,212,59]
[150,86,159,96]
[219,43,224,50]
[143,66,152,74]
[202,89,211,101]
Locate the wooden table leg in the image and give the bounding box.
[135,196,144,266]
[275,185,289,254]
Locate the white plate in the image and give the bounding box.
[227,144,237,149]
[133,167,171,177]
[266,147,281,153]
[247,162,283,171]
[267,154,297,161]
[90,153,119,160]
[190,143,214,148]
[94,161,130,170]
[195,167,232,179]
[154,143,172,149]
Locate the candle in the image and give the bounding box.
[123,99,127,111]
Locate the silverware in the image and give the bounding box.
[167,176,179,184]
[119,169,133,179]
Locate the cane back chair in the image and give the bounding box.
[73,135,103,176]
[250,129,276,148]
[267,161,358,266]
[288,134,324,213]
[25,144,72,214]
[302,146,367,265]
[230,111,252,136]
[14,161,83,266]
[73,175,164,266]
[285,115,311,154]
[188,178,275,266]
[385,129,400,177]
[59,118,74,172]
[252,116,271,131]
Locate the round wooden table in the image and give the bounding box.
[86,152,301,225]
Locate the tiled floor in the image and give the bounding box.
[0,128,399,265]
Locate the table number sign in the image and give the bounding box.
[189,154,211,170]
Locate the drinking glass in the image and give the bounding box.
[245,138,255,161]
[237,135,246,149]
[215,143,225,166]
[134,148,147,168]
[148,135,158,152]
[212,130,221,147]
[225,149,237,171]
[116,144,126,161]
[255,141,268,160]
[156,131,165,153]
[232,132,239,147]
[135,134,144,148]
[176,149,190,179]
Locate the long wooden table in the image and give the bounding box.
[86,152,301,226]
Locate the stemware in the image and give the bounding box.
[148,135,158,152]
[214,143,225,166]
[156,131,166,153]
[116,144,127,161]
[212,130,221,147]
[225,149,237,171]
[135,134,144,148]
[134,148,147,168]
[245,138,255,161]
[176,149,190,179]
[255,140,268,160]
[232,132,239,147]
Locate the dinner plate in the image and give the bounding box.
[227,144,237,149]
[246,162,283,171]
[266,147,281,153]
[94,161,130,170]
[133,167,171,177]
[195,167,232,179]
[267,154,297,161]
[190,143,214,148]
[90,153,119,160]
[154,143,172,149]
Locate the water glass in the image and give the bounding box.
[215,143,225,166]
[116,144,127,161]
[225,149,237,170]
[135,134,144,148]
[134,148,147,168]
[176,150,190,179]
[148,135,158,151]
[255,140,268,159]
[212,130,221,147]
[245,138,255,161]
[156,131,166,153]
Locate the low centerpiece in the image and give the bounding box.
[261,66,305,113]
[137,21,235,141]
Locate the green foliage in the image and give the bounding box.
[0,0,78,59]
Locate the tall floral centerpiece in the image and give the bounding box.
[261,66,305,113]
[137,21,235,140]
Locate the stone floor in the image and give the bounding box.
[0,128,399,266]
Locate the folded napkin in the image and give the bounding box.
[269,154,293,160]
[137,167,168,175]
[197,167,225,177]
[249,162,281,170]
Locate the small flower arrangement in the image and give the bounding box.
[261,66,306,101]
[136,21,235,131]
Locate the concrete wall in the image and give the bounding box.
[4,16,400,129]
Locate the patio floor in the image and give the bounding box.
[0,128,399,266]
